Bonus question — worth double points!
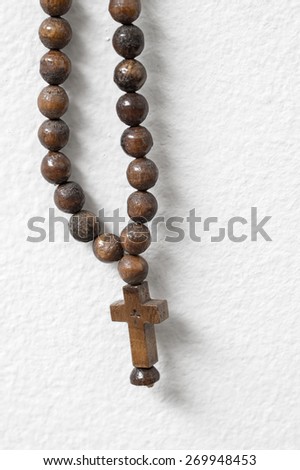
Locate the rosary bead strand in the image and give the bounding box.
[38,0,101,242]
[109,0,169,387]
[38,0,169,387]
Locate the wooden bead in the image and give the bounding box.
[41,151,71,184]
[93,234,124,263]
[114,59,146,92]
[109,0,141,25]
[38,119,69,151]
[130,366,160,387]
[39,17,72,49]
[118,254,148,285]
[121,126,153,158]
[127,158,158,190]
[40,0,72,17]
[128,191,158,222]
[38,85,69,119]
[121,222,151,255]
[54,181,85,213]
[40,50,71,85]
[116,93,148,126]
[113,25,144,59]
[69,210,100,242]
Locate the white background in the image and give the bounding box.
[0,0,299,450]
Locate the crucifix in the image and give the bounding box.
[110,281,169,387]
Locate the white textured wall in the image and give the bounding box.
[0,0,300,450]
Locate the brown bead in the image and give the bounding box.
[40,50,71,85]
[69,210,100,242]
[127,158,158,190]
[39,17,72,49]
[118,254,148,285]
[38,85,69,119]
[54,181,85,213]
[41,151,71,184]
[114,59,146,92]
[109,0,141,24]
[113,25,144,59]
[121,126,153,158]
[128,191,158,222]
[93,233,124,263]
[130,366,160,387]
[40,0,72,16]
[38,119,69,151]
[116,93,148,126]
[121,222,151,255]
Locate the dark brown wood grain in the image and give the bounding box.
[38,86,69,119]
[121,126,153,158]
[130,366,160,387]
[41,151,71,184]
[109,0,141,25]
[126,157,158,190]
[38,119,69,151]
[118,254,148,285]
[93,234,124,263]
[40,50,71,85]
[114,59,147,93]
[54,181,85,214]
[127,191,158,222]
[116,93,148,126]
[113,24,144,59]
[40,0,72,17]
[39,17,72,50]
[121,222,151,255]
[110,282,169,374]
[69,210,100,242]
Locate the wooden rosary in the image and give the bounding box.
[37,0,169,387]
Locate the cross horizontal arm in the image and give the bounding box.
[142,299,169,324]
[110,300,127,323]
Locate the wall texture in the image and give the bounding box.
[0,0,299,450]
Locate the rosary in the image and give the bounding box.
[37,0,169,387]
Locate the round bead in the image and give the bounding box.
[121,222,151,255]
[41,151,71,184]
[40,0,72,17]
[127,158,158,190]
[118,254,148,285]
[121,126,153,158]
[130,366,160,387]
[39,17,72,49]
[116,93,148,126]
[38,119,69,151]
[113,25,144,59]
[40,50,71,85]
[109,0,141,25]
[114,59,146,92]
[54,181,85,213]
[127,191,158,222]
[69,210,100,242]
[93,234,124,263]
[38,85,69,119]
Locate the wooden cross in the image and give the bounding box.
[110,282,169,369]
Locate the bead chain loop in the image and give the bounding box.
[38,0,168,386]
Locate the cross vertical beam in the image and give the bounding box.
[110,282,169,381]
